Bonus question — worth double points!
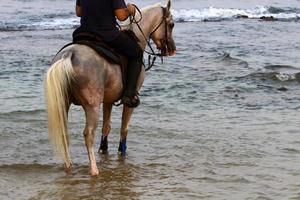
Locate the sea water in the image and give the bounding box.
[0,0,300,199]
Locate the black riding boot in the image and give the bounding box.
[122,59,142,107]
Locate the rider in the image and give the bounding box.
[74,0,143,107]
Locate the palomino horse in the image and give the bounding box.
[45,0,176,176]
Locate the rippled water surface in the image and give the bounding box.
[1,0,300,199]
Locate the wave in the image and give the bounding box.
[0,6,299,31]
[0,109,46,120]
[0,163,61,172]
[231,63,300,94]
[273,72,300,82]
[240,71,300,83]
[172,6,300,22]
[264,64,300,71]
[0,17,79,31]
[213,53,249,67]
[263,64,300,82]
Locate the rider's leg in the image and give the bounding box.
[106,32,143,107]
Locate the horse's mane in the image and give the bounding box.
[120,3,163,30]
[141,3,161,13]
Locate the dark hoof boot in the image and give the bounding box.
[118,138,127,156]
[99,136,108,154]
[121,91,140,108]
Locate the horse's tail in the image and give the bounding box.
[45,52,74,168]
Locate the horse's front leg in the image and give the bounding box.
[98,103,113,154]
[83,105,100,176]
[119,106,134,156]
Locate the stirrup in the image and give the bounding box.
[121,91,140,108]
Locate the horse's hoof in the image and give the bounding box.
[100,150,108,154]
[98,136,108,153]
[118,138,127,156]
[90,168,99,177]
[64,162,72,174]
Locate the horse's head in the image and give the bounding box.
[149,0,176,56]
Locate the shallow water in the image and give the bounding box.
[1,0,300,199]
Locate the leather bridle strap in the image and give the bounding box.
[149,7,167,37]
[131,5,168,71]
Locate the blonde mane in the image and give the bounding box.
[120,3,162,30]
[141,3,162,13]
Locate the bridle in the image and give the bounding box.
[130,5,170,71]
[148,7,168,54]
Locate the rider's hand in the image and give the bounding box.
[127,3,136,16]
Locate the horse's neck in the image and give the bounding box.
[133,7,162,50]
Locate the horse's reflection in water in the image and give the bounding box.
[36,158,143,199]
[45,0,176,176]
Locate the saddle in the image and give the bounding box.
[73,32,124,64]
[59,30,138,85]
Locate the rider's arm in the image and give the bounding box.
[114,1,136,21]
[75,0,82,17]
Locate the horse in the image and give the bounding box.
[45,0,176,176]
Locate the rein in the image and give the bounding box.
[130,5,168,71]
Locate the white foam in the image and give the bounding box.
[3,5,300,31]
[276,73,296,81]
[171,6,300,22]
[31,17,79,30]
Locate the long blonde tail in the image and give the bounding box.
[45,52,74,168]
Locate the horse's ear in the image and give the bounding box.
[166,0,171,11]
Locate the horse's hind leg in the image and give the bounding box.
[83,105,100,176]
[98,103,113,153]
[118,106,134,156]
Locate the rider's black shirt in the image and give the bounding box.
[76,0,126,41]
